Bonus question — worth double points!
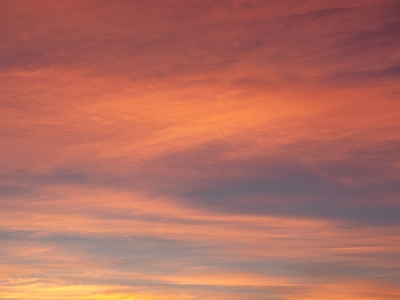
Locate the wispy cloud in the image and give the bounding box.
[0,0,399,299]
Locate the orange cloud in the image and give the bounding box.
[1,1,399,299]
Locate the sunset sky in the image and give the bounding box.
[1,1,400,299]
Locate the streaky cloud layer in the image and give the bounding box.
[0,0,399,299]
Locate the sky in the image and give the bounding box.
[0,0,400,299]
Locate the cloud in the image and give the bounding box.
[1,0,399,299]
